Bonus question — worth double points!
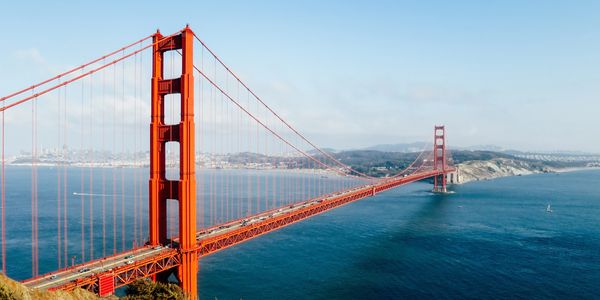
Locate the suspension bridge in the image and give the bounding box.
[0,26,455,299]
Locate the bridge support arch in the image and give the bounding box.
[149,26,198,298]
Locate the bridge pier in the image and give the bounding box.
[98,274,115,296]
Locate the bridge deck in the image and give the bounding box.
[22,169,453,293]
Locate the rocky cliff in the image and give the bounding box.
[453,158,553,184]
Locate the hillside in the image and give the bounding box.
[0,273,106,300]
[0,274,185,300]
[455,158,553,183]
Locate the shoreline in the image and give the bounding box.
[553,166,600,173]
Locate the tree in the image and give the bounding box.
[123,279,185,300]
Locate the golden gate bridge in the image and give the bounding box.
[0,26,454,299]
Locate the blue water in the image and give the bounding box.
[198,170,600,299]
[1,166,357,280]
[2,168,600,299]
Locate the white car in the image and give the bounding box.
[126,260,134,265]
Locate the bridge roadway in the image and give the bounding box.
[22,168,453,294]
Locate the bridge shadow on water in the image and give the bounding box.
[316,191,454,299]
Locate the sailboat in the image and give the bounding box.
[546,204,553,213]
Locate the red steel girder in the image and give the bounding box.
[47,249,180,293]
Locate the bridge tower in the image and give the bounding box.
[149,26,198,297]
[433,125,447,193]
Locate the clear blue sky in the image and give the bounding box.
[1,1,599,152]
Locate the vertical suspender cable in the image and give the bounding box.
[1,103,5,274]
[225,74,229,222]
[138,45,144,243]
[264,104,268,211]
[89,73,94,260]
[246,90,250,217]
[256,97,259,214]
[80,77,85,263]
[35,95,38,276]
[220,90,224,222]
[30,93,34,275]
[102,59,107,257]
[121,51,126,251]
[212,58,217,225]
[35,94,39,275]
[63,86,68,266]
[133,51,138,246]
[31,92,39,276]
[112,63,117,254]
[199,45,204,230]
[236,79,241,219]
[57,83,62,269]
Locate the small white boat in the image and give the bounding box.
[546,204,553,213]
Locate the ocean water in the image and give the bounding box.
[1,166,357,280]
[198,170,600,299]
[2,168,600,299]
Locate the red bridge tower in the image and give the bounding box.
[433,125,448,193]
[149,26,198,297]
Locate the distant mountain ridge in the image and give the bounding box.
[362,142,429,153]
[307,148,338,155]
[360,142,508,153]
[359,142,598,156]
